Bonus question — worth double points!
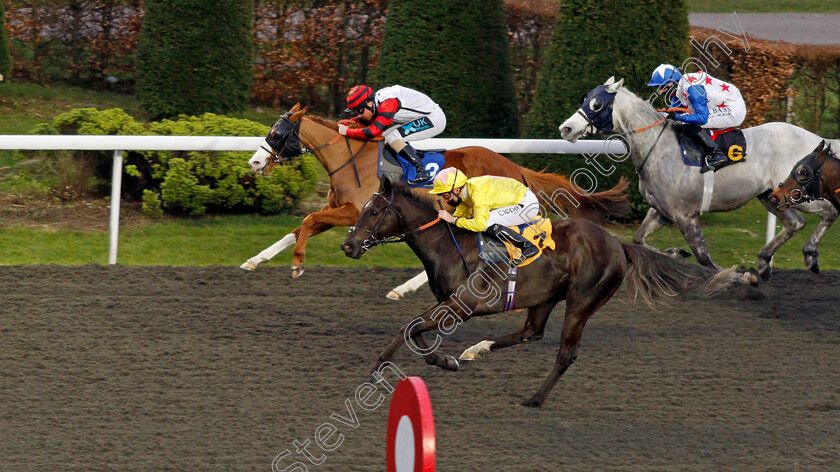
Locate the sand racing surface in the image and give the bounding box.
[2,265,839,471]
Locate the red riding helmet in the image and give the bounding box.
[345,85,374,113]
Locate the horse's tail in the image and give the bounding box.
[520,167,631,221]
[620,243,737,305]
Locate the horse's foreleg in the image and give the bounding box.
[460,301,556,360]
[241,202,334,270]
[371,301,468,376]
[674,215,722,271]
[291,203,358,278]
[386,271,429,300]
[802,205,837,274]
[634,208,690,259]
[756,197,807,280]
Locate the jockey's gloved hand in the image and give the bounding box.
[338,124,349,136]
[666,110,679,121]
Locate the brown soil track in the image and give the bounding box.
[2,265,839,471]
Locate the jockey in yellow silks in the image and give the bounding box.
[430,167,540,260]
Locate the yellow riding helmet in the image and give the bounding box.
[429,167,468,194]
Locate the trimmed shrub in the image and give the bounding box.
[0,0,10,80]
[136,0,253,119]
[374,0,519,138]
[523,0,690,218]
[30,108,319,215]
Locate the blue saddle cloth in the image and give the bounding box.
[377,143,445,188]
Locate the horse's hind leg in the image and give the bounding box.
[633,208,690,259]
[801,204,837,274]
[460,300,557,360]
[755,196,807,280]
[522,273,622,408]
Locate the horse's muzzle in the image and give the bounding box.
[342,235,363,259]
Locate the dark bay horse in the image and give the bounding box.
[770,141,840,212]
[342,179,735,407]
[245,104,630,298]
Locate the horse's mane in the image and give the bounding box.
[305,115,339,131]
[391,181,439,213]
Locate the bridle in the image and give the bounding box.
[775,153,830,208]
[260,114,341,167]
[349,192,441,253]
[577,87,682,175]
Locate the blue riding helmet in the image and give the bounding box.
[647,64,682,87]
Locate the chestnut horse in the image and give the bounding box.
[342,179,735,407]
[246,104,630,298]
[770,141,840,212]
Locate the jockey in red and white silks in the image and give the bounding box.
[672,71,746,129]
[339,84,446,184]
[648,64,747,172]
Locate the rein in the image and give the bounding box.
[263,115,375,190]
[352,193,442,251]
[626,107,690,175]
[353,193,473,275]
[325,137,370,188]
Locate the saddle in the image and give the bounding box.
[477,217,555,268]
[377,143,445,188]
[675,126,747,168]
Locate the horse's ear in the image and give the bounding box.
[290,103,301,113]
[814,140,826,153]
[605,76,615,85]
[290,106,308,122]
[381,177,393,195]
[607,78,624,93]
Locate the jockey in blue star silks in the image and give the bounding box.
[648,64,747,173]
[338,84,447,185]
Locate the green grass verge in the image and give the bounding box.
[0,214,421,268]
[2,200,840,270]
[686,0,840,13]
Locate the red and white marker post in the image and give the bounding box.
[386,376,436,472]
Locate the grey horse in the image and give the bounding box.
[560,77,840,281]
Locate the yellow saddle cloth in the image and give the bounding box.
[502,217,555,267]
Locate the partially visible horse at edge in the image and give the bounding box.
[770,141,840,212]
[342,178,736,407]
[560,77,840,282]
[246,104,631,299]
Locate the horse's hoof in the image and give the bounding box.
[240,261,257,271]
[665,247,691,259]
[807,259,820,274]
[386,290,403,300]
[445,356,460,372]
[291,266,305,278]
[746,268,761,287]
[459,340,495,360]
[758,264,772,281]
[520,396,543,408]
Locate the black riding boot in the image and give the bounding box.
[398,144,432,185]
[684,125,732,173]
[486,223,539,262]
